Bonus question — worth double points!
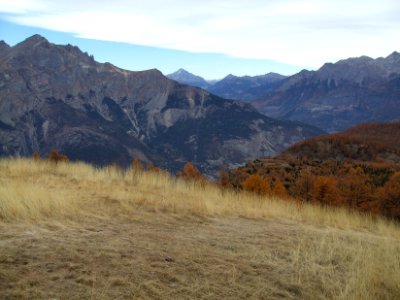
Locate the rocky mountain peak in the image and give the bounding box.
[223,74,237,80]
[0,40,10,49]
[168,68,200,79]
[339,55,373,65]
[385,51,400,63]
[167,68,209,89]
[2,34,98,72]
[17,34,49,47]
[264,72,286,78]
[0,41,10,57]
[176,68,190,75]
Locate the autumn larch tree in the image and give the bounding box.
[271,178,288,198]
[340,167,372,208]
[241,174,270,196]
[177,162,205,182]
[312,176,338,205]
[218,165,231,189]
[294,168,314,202]
[378,172,400,219]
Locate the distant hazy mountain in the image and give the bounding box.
[167,68,210,89]
[208,73,287,102]
[254,52,400,132]
[0,35,323,174]
[168,70,287,102]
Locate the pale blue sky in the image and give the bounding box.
[1,0,399,79]
[0,19,302,80]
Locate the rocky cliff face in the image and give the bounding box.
[0,35,323,173]
[254,52,400,132]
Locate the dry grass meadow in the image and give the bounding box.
[1,158,400,299]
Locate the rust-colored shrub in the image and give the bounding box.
[32,152,41,161]
[241,174,270,196]
[146,161,156,172]
[48,149,69,163]
[177,162,205,182]
[218,165,231,189]
[132,159,144,171]
[271,178,288,198]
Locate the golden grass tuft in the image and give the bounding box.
[0,157,399,236]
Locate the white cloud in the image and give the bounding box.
[2,0,400,68]
[0,0,46,13]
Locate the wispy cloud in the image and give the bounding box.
[1,0,399,68]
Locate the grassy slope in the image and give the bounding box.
[0,158,400,299]
[283,121,400,162]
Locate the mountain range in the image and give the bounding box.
[0,35,322,174]
[169,52,400,133]
[207,73,286,101]
[167,69,286,102]
[255,52,400,132]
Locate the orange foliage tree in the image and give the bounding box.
[312,176,338,205]
[340,167,372,207]
[177,162,205,182]
[378,172,400,219]
[271,178,288,198]
[294,168,314,202]
[241,174,270,196]
[218,165,231,189]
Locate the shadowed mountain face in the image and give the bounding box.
[207,73,287,102]
[0,35,323,173]
[254,52,400,132]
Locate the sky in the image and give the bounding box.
[0,0,399,79]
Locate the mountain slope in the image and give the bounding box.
[284,121,400,162]
[167,68,210,89]
[229,121,400,218]
[208,73,287,102]
[0,35,322,173]
[254,52,400,132]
